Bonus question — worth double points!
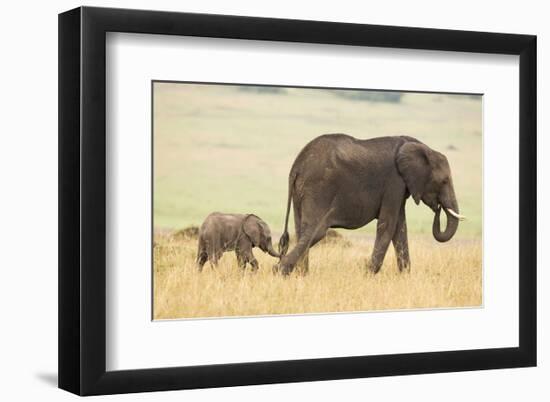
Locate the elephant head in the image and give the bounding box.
[242,215,280,257]
[396,141,466,242]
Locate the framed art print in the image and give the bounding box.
[59,6,536,395]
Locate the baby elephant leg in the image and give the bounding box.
[243,249,259,272]
[196,240,208,272]
[196,252,208,272]
[237,241,259,272]
[236,250,247,270]
[208,250,223,269]
[249,257,259,271]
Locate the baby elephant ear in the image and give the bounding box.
[242,215,261,247]
[396,142,433,205]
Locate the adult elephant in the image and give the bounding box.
[276,134,465,275]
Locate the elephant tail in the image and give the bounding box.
[278,173,296,257]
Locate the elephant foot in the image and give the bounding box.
[366,259,382,275]
[273,261,294,276]
[398,264,411,273]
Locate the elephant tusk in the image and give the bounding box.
[446,208,466,221]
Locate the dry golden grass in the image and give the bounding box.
[153,232,482,320]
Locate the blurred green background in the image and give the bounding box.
[153,82,482,238]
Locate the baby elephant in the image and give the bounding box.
[196,212,280,272]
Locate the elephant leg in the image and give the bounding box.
[236,250,247,270]
[368,199,403,274]
[208,250,222,269]
[296,251,309,275]
[247,252,259,272]
[297,225,329,275]
[368,220,397,274]
[237,240,257,272]
[280,208,333,275]
[196,239,208,272]
[196,252,208,272]
[392,203,411,272]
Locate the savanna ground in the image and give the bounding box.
[154,231,482,319]
[153,83,483,320]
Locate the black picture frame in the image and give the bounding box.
[59,6,537,396]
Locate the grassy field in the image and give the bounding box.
[153,231,482,319]
[153,82,483,319]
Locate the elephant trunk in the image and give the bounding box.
[266,240,280,258]
[432,207,458,242]
[432,180,464,243]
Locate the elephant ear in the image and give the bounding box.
[242,215,262,247]
[396,142,434,205]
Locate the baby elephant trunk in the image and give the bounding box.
[266,241,280,258]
